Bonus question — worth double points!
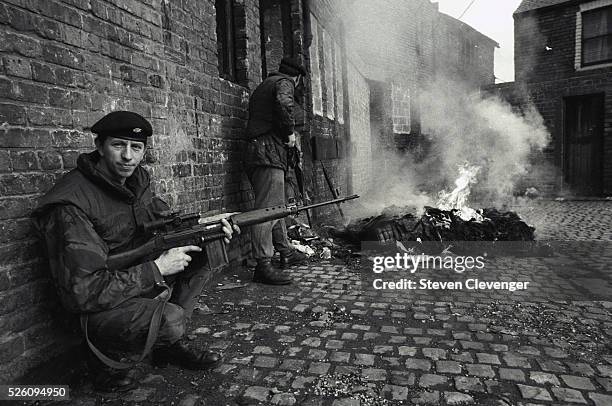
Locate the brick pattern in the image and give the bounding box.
[302,2,349,222]
[434,14,496,87]
[0,0,262,382]
[488,1,612,195]
[0,0,498,382]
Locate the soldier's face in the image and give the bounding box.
[96,136,146,183]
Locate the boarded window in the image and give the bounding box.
[582,6,612,65]
[309,15,323,115]
[216,0,237,81]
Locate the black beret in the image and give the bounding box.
[279,57,307,77]
[91,111,152,142]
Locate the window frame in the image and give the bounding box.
[575,0,612,71]
[581,5,612,66]
[215,0,237,82]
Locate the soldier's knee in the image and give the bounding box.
[160,303,186,343]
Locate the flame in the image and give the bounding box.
[437,164,483,221]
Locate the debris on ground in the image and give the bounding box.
[214,282,249,291]
[304,372,418,405]
[329,206,535,244]
[311,304,354,327]
[459,301,612,363]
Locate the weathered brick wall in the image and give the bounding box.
[0,0,261,382]
[435,14,497,88]
[302,2,349,220]
[507,5,612,195]
[342,0,438,137]
[515,7,582,84]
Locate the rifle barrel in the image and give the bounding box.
[299,194,359,212]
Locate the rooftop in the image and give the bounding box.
[514,0,573,14]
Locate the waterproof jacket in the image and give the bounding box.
[246,72,296,140]
[244,72,297,171]
[32,151,168,314]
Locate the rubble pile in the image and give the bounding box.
[333,206,535,243]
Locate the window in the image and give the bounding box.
[322,29,335,120]
[391,83,411,134]
[309,14,323,115]
[215,0,236,81]
[460,38,475,68]
[581,6,612,66]
[334,42,344,124]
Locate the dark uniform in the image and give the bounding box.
[33,152,204,347]
[245,58,308,284]
[32,112,220,382]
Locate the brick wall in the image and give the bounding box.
[435,14,497,88]
[499,4,612,195]
[342,0,496,142]
[0,0,262,382]
[300,2,349,220]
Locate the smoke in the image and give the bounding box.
[419,80,550,205]
[346,80,551,220]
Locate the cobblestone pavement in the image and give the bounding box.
[32,201,612,406]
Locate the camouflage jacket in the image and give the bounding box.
[32,151,168,314]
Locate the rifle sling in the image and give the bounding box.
[80,287,170,370]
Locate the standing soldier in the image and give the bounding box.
[33,111,238,390]
[245,57,309,285]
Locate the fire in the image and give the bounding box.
[437,164,483,221]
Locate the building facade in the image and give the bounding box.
[490,0,612,196]
[0,0,495,381]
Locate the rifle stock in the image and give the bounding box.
[107,194,359,270]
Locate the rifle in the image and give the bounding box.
[107,194,359,270]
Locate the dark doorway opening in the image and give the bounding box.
[563,93,604,196]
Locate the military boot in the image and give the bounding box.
[253,258,292,285]
[152,338,221,370]
[279,249,309,268]
[85,348,136,392]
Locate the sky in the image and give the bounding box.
[435,0,524,83]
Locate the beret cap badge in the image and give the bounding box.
[90,111,152,142]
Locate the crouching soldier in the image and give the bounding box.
[32,111,239,390]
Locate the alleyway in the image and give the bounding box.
[43,200,612,406]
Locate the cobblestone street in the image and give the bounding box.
[47,200,612,406]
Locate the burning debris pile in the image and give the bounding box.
[335,206,534,244]
[334,164,535,244]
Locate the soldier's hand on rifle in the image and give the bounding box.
[154,245,202,276]
[221,218,240,244]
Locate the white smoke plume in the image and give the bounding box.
[346,80,551,220]
[419,80,550,205]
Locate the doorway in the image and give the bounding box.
[563,94,604,196]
